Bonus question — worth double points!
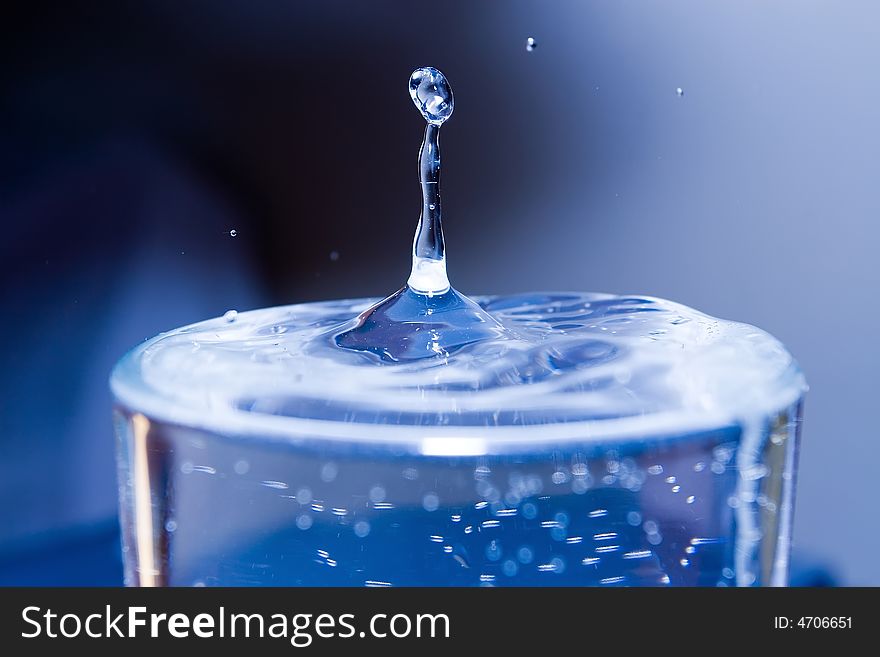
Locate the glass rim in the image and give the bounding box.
[110,294,807,455]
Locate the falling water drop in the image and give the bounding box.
[526,37,537,52]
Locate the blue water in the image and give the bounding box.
[114,403,801,586]
[111,68,805,586]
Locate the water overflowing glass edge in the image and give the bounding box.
[109,294,806,454]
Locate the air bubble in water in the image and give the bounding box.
[296,487,313,505]
[223,310,238,323]
[422,492,440,512]
[229,229,237,237]
[526,37,537,52]
[321,462,339,482]
[517,546,534,564]
[676,87,684,97]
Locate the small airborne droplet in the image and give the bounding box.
[526,37,537,52]
[223,310,238,322]
[229,229,237,237]
[329,250,340,261]
[676,87,684,97]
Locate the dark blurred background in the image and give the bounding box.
[1,0,876,585]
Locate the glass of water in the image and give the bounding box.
[112,293,805,587]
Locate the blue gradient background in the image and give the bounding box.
[0,1,876,584]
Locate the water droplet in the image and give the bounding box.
[329,250,339,261]
[296,514,313,530]
[223,309,238,323]
[526,36,537,52]
[229,229,237,237]
[686,495,695,504]
[485,540,502,561]
[409,66,454,126]
[233,459,250,475]
[354,520,371,538]
[502,559,518,576]
[164,519,178,533]
[627,511,642,526]
[676,87,684,97]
